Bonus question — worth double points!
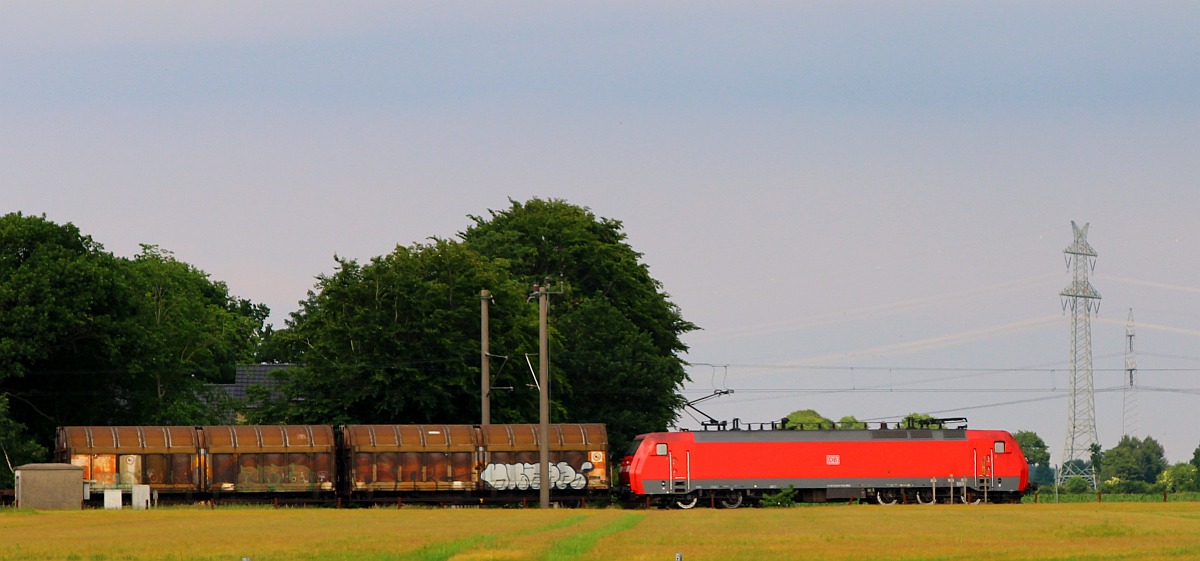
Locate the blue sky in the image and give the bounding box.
[5,2,1199,463]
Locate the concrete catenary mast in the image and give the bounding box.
[1057,221,1102,490]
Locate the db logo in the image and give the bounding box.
[826,455,841,466]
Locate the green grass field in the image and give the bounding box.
[4,502,1200,561]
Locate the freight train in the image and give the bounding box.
[619,423,1030,507]
[56,424,609,505]
[55,421,1029,507]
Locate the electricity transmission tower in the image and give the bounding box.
[1057,221,1101,490]
[1122,308,1139,438]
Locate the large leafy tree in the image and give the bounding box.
[1013,430,1055,486]
[1099,434,1167,491]
[256,240,539,425]
[554,297,684,445]
[0,213,266,484]
[122,245,268,424]
[461,198,696,449]
[1,213,136,447]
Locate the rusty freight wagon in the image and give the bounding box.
[57,425,337,499]
[340,423,609,502]
[204,425,336,495]
[56,426,203,495]
[58,423,608,505]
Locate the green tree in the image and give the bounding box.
[1099,435,1167,488]
[900,412,935,428]
[1013,430,1055,486]
[122,245,268,424]
[460,198,696,450]
[1089,442,1104,476]
[1031,463,1057,487]
[1013,430,1050,465]
[837,415,866,429]
[1,213,136,443]
[1158,463,1200,493]
[784,409,833,429]
[0,213,268,470]
[553,296,681,448]
[0,396,46,487]
[256,240,538,425]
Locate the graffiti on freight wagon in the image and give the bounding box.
[480,461,595,490]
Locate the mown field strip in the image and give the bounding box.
[4,503,1200,561]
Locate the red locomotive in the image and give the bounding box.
[620,421,1029,508]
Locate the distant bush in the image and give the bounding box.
[1063,476,1092,494]
[1101,477,1151,494]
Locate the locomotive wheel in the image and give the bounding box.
[674,495,699,509]
[717,493,743,509]
[915,491,935,505]
[876,492,898,506]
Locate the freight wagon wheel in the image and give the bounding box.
[717,493,743,509]
[674,495,699,509]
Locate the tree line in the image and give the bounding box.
[1017,432,1200,494]
[0,213,268,485]
[0,199,696,486]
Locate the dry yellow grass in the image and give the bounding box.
[3,503,1200,561]
[600,503,1200,561]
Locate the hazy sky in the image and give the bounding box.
[5,2,1199,463]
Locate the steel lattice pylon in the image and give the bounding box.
[1057,221,1101,490]
[1122,308,1139,438]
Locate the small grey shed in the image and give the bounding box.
[15,463,83,510]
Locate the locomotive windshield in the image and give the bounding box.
[625,438,643,457]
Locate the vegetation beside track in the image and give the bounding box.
[1022,491,1200,503]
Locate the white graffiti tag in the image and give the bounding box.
[480,461,594,490]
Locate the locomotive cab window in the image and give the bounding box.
[994,441,1007,454]
[655,443,668,456]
